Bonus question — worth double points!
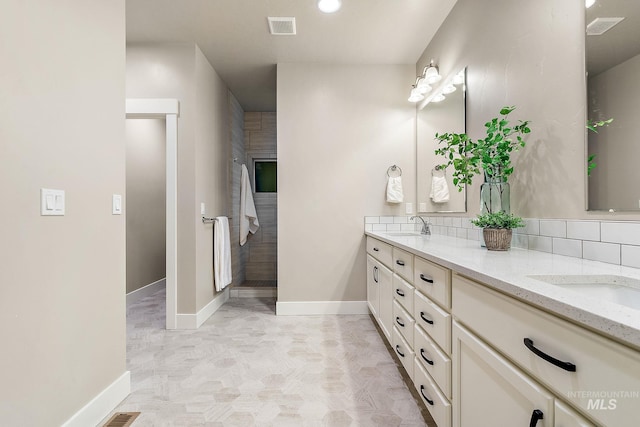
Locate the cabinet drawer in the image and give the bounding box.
[393,273,415,313]
[393,299,415,348]
[453,274,640,427]
[392,247,414,283]
[414,324,451,399]
[366,237,392,268]
[414,256,451,309]
[392,327,414,380]
[414,291,451,354]
[414,358,451,427]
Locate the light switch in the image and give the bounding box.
[200,202,206,215]
[112,194,122,215]
[405,203,413,214]
[419,202,427,212]
[41,189,65,216]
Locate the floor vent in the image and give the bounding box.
[268,17,296,35]
[102,412,140,427]
[586,17,625,36]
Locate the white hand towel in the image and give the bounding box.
[240,164,260,246]
[430,175,450,203]
[214,216,232,292]
[386,176,404,203]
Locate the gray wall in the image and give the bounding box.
[588,53,640,210]
[244,112,277,282]
[0,0,126,425]
[417,0,588,219]
[125,119,166,294]
[229,93,247,285]
[126,43,232,313]
[277,63,416,302]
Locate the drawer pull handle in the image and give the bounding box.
[396,260,405,266]
[523,338,576,372]
[419,385,434,406]
[395,289,405,297]
[395,345,405,358]
[373,266,378,283]
[420,349,434,366]
[373,247,379,251]
[419,274,434,283]
[420,311,434,325]
[529,409,544,427]
[396,317,405,327]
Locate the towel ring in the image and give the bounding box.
[387,165,402,177]
[431,165,446,176]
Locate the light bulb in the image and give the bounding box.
[416,78,432,94]
[318,0,342,13]
[408,87,425,103]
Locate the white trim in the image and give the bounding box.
[175,287,230,329]
[126,278,166,304]
[276,301,369,315]
[61,371,130,427]
[125,98,179,117]
[126,99,179,330]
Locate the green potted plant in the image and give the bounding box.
[434,106,531,250]
[586,118,613,176]
[470,211,525,251]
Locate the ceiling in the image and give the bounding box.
[586,0,640,77]
[126,0,458,111]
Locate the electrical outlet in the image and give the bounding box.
[405,203,413,214]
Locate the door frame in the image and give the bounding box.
[126,98,179,329]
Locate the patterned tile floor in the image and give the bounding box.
[108,288,433,426]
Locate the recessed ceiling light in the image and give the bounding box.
[318,0,342,13]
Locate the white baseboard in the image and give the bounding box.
[126,278,166,304]
[276,300,368,315]
[175,287,229,329]
[62,371,130,427]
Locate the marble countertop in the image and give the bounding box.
[366,230,640,350]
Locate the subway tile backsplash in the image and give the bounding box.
[364,215,640,268]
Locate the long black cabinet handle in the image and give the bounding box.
[373,266,378,283]
[420,312,434,325]
[420,349,434,366]
[419,385,434,406]
[529,409,544,427]
[396,317,405,327]
[395,289,405,297]
[396,260,405,266]
[524,338,576,372]
[395,345,405,358]
[373,247,379,252]
[419,274,434,283]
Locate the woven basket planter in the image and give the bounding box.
[483,228,512,251]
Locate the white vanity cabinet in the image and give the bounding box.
[366,238,393,339]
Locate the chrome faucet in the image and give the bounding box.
[410,216,431,235]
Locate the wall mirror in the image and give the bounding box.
[586,1,640,211]
[417,68,467,213]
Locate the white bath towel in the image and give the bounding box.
[240,164,260,246]
[214,216,232,292]
[430,175,450,203]
[386,176,404,203]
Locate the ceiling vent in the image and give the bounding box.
[268,17,296,35]
[586,17,625,36]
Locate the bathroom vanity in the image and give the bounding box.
[365,231,640,427]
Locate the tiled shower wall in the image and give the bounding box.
[364,215,640,269]
[244,112,277,281]
[229,93,247,286]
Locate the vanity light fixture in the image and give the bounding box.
[408,85,425,103]
[442,84,457,94]
[318,0,342,13]
[586,0,595,8]
[423,60,442,85]
[416,77,432,94]
[452,70,465,85]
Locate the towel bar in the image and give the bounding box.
[202,216,232,223]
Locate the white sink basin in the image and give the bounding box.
[528,274,640,310]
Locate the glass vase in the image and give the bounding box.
[480,178,510,214]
